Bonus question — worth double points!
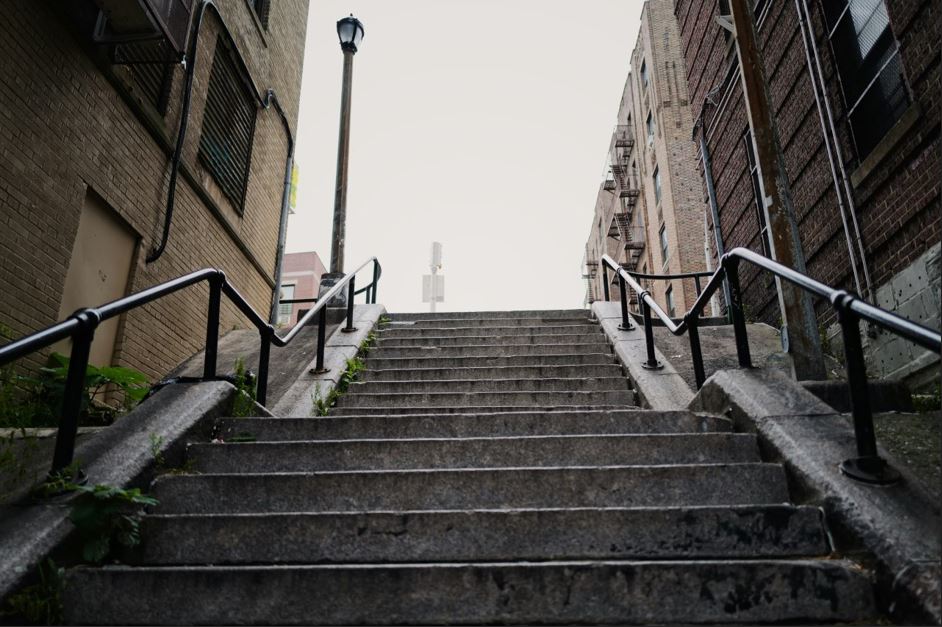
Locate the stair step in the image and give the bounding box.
[388,309,590,320]
[362,353,617,370]
[188,434,760,473]
[215,410,732,441]
[334,390,635,408]
[138,505,829,565]
[327,404,636,416]
[382,316,591,329]
[367,343,613,359]
[347,377,630,395]
[360,364,624,382]
[377,325,601,339]
[376,333,609,348]
[151,464,789,514]
[64,559,874,625]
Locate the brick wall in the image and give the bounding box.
[0,0,310,381]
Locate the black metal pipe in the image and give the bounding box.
[50,309,99,475]
[640,297,662,370]
[314,308,328,373]
[203,272,222,379]
[687,315,706,388]
[256,328,271,406]
[617,275,633,331]
[601,264,610,301]
[371,261,380,304]
[724,258,753,368]
[694,275,702,298]
[342,276,358,333]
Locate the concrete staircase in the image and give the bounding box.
[63,310,876,624]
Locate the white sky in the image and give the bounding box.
[285,0,642,313]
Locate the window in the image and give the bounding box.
[653,166,662,204]
[251,0,271,28]
[646,111,655,143]
[743,129,771,256]
[665,285,675,318]
[278,284,295,326]
[640,60,648,88]
[824,0,908,160]
[659,224,669,263]
[198,37,258,213]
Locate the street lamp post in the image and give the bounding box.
[327,14,364,277]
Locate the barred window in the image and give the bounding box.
[198,37,257,213]
[252,0,271,29]
[823,0,908,160]
[659,224,669,263]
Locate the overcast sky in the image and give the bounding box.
[285,0,642,313]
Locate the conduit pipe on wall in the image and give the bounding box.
[147,1,297,326]
[795,0,873,299]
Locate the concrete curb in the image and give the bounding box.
[591,301,693,410]
[0,381,235,601]
[271,304,386,417]
[690,367,941,624]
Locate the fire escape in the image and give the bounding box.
[609,125,644,270]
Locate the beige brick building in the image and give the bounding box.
[0,0,309,381]
[585,0,707,316]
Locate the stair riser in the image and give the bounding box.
[381,317,591,329]
[388,310,589,320]
[347,377,629,395]
[378,325,601,338]
[376,334,608,348]
[363,354,616,370]
[327,404,636,416]
[215,412,733,441]
[188,434,761,473]
[151,464,790,514]
[138,505,828,565]
[64,560,874,625]
[367,344,613,358]
[359,364,624,382]
[335,390,635,408]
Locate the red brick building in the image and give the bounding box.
[278,251,327,327]
[674,0,939,386]
[0,0,309,380]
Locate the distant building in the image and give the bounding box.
[585,0,707,316]
[278,251,327,327]
[674,0,939,387]
[0,0,309,379]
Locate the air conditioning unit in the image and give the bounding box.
[94,0,193,59]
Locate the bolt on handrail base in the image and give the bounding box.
[341,327,359,333]
[840,456,901,485]
[310,368,330,375]
[618,322,635,331]
[641,360,664,370]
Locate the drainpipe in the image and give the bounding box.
[265,90,295,324]
[796,0,873,299]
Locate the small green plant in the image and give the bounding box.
[912,383,941,413]
[1,558,64,625]
[149,433,165,468]
[231,357,257,417]
[358,331,378,356]
[311,386,336,417]
[67,483,158,564]
[378,315,391,324]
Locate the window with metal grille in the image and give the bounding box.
[646,111,655,144]
[198,37,257,213]
[822,0,908,160]
[653,166,662,204]
[114,42,176,115]
[743,129,771,257]
[278,284,295,326]
[640,60,648,88]
[659,224,669,263]
[251,0,271,29]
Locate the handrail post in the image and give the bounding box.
[371,261,379,304]
[694,275,702,299]
[203,273,223,379]
[687,314,706,389]
[834,292,900,485]
[313,308,328,374]
[617,274,633,331]
[601,264,610,301]
[50,309,99,477]
[640,296,663,370]
[724,258,753,368]
[256,327,271,407]
[342,276,358,333]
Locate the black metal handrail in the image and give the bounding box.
[0,257,382,476]
[600,248,940,486]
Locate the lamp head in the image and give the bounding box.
[337,15,364,53]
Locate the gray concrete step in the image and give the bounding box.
[388,309,590,320]
[64,559,874,625]
[367,343,614,359]
[215,410,732,441]
[376,333,609,348]
[334,389,636,408]
[362,353,617,371]
[327,404,636,416]
[360,364,624,382]
[138,505,829,565]
[151,463,789,514]
[382,316,591,329]
[346,376,630,395]
[187,434,761,473]
[377,324,602,338]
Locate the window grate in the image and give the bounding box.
[114,42,175,115]
[252,0,271,29]
[198,37,257,214]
